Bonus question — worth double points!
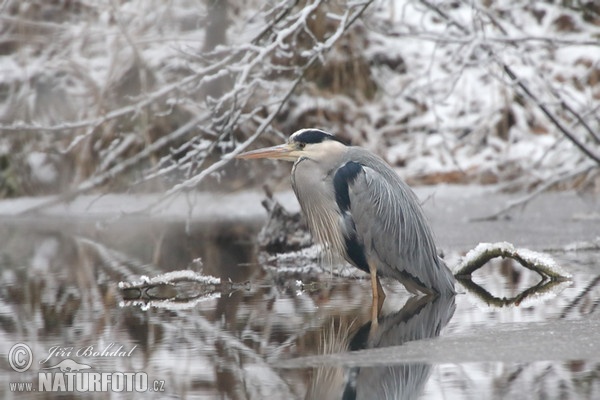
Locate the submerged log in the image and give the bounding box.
[257,186,312,254]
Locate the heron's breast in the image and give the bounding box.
[292,158,346,256]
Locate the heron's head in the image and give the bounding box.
[236,129,347,162]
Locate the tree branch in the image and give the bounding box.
[419,0,600,166]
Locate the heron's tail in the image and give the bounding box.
[434,257,456,295]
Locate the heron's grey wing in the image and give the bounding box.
[345,162,454,294]
[332,161,370,273]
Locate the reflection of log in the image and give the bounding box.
[456,276,571,307]
[454,242,571,280]
[118,270,222,303]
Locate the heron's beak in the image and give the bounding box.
[235,143,299,162]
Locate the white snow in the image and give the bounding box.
[455,241,572,278]
[26,152,58,185]
[118,270,220,289]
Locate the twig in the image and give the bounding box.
[17,114,206,215]
[501,64,600,165]
[140,0,375,213]
[0,56,233,135]
[559,275,600,319]
[252,0,300,44]
[465,0,600,147]
[12,0,374,217]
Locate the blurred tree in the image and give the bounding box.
[0,0,597,208]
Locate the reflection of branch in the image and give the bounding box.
[118,270,222,304]
[559,275,600,319]
[453,242,571,280]
[118,270,221,289]
[120,294,221,311]
[456,276,570,307]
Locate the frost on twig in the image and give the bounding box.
[454,242,571,280]
[3,0,375,211]
[118,270,221,289]
[2,0,599,207]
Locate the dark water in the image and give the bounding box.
[0,216,599,399]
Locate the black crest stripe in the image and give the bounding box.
[294,129,346,144]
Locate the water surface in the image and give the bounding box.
[0,189,599,399]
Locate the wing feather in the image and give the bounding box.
[345,151,454,294]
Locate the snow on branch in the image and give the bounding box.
[2,0,598,202]
[368,1,600,189]
[118,270,221,290]
[118,270,222,310]
[418,0,600,166]
[8,0,375,212]
[454,242,572,280]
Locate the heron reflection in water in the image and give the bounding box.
[307,294,456,400]
[237,129,455,312]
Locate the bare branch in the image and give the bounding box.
[17,114,207,215]
[472,164,595,221]
[501,64,600,165]
[454,242,571,280]
[419,0,600,166]
[133,0,376,213]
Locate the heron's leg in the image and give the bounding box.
[369,261,385,323]
[375,275,385,302]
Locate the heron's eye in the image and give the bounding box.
[297,143,306,150]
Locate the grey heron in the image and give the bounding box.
[237,129,455,303]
